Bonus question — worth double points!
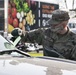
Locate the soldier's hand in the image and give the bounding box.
[11,28,23,37]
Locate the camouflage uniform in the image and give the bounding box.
[21,27,76,60]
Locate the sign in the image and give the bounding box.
[30,1,59,30]
[8,0,59,33]
[40,2,59,28]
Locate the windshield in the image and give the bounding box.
[0,35,31,57]
[0,35,16,51]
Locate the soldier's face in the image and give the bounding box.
[51,22,64,33]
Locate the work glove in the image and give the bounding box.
[11,28,23,37]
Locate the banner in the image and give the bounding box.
[8,0,59,33]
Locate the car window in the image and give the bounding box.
[0,35,16,51]
[0,35,31,57]
[4,42,15,49]
[68,23,76,28]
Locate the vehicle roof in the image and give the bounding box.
[0,55,76,75]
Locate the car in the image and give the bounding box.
[68,18,76,34]
[68,18,76,29]
[0,34,76,75]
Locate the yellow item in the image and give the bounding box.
[8,24,14,33]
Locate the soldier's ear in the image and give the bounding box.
[62,21,68,28]
[62,24,66,28]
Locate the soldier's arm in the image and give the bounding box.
[21,28,44,44]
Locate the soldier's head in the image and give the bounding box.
[47,9,70,34]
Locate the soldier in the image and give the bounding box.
[11,9,76,61]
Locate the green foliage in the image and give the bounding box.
[14,0,30,13]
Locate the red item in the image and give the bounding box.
[13,18,19,28]
[12,8,17,18]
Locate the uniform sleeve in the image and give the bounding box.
[71,45,76,60]
[70,33,76,60]
[21,28,43,44]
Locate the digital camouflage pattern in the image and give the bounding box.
[21,27,76,60]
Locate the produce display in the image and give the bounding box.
[8,0,36,33]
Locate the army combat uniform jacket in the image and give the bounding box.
[21,28,76,60]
